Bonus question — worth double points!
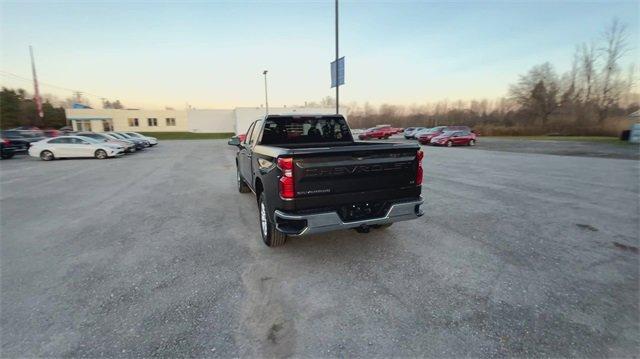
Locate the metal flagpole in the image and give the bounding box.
[263,70,269,115]
[335,0,339,114]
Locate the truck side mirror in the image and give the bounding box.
[228,136,241,147]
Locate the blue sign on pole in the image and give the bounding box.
[331,56,345,88]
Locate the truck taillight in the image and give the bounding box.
[278,157,295,199]
[416,150,424,186]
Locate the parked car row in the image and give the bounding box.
[354,124,478,147]
[1,126,78,159]
[1,131,158,161]
[401,125,477,146]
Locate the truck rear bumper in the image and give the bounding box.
[274,197,424,236]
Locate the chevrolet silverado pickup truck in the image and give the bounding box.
[229,114,424,247]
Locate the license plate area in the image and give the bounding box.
[337,201,390,222]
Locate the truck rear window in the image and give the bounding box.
[260,116,353,145]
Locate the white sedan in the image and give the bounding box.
[28,136,125,161]
[124,132,158,146]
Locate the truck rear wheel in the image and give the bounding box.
[258,193,287,247]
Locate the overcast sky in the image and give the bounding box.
[1,1,638,109]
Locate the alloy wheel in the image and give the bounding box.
[40,151,53,161]
[96,150,107,159]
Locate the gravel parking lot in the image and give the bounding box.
[1,140,638,357]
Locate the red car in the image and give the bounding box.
[418,126,471,144]
[429,130,477,147]
[43,129,61,138]
[417,126,447,144]
[358,125,395,140]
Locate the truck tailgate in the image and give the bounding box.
[292,146,419,197]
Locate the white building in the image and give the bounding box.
[65,107,335,134]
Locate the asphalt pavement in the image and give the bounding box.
[1,140,638,357]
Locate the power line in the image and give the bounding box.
[0,71,76,93]
[0,70,109,100]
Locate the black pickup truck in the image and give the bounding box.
[229,114,424,247]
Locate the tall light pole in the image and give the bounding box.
[335,0,339,114]
[263,70,269,115]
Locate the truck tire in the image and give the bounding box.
[1,152,14,159]
[258,193,287,247]
[237,167,250,193]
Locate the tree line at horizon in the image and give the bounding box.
[319,19,639,136]
[0,88,67,129]
[0,88,128,130]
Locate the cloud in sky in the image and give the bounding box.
[1,1,638,109]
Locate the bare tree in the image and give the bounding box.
[320,96,335,107]
[509,62,559,123]
[112,100,124,109]
[363,102,375,117]
[579,41,598,104]
[598,18,629,121]
[562,47,582,104]
[621,63,638,106]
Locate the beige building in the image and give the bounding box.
[66,107,334,134]
[66,109,190,133]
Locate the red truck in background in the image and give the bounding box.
[358,125,396,140]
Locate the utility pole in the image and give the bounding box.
[29,45,44,122]
[335,0,339,114]
[263,70,269,116]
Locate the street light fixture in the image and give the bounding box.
[263,70,269,115]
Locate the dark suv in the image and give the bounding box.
[0,130,44,153]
